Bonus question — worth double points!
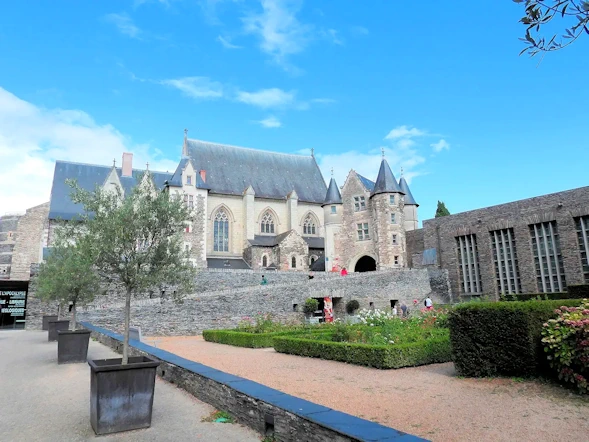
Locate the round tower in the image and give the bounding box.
[370,156,406,269]
[399,171,419,231]
[322,172,342,272]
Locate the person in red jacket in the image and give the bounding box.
[340,267,348,276]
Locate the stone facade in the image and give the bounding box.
[409,186,589,298]
[0,214,21,278]
[371,192,406,269]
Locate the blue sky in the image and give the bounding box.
[1,0,588,222]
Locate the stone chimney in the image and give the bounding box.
[122,152,133,177]
[199,169,206,183]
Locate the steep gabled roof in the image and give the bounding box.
[371,159,404,197]
[185,139,327,203]
[48,161,172,220]
[168,158,210,189]
[323,178,342,205]
[356,173,375,192]
[399,176,418,206]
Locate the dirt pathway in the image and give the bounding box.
[153,336,589,442]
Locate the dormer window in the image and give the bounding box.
[186,175,192,185]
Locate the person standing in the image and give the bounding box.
[424,296,433,311]
[340,267,348,276]
[260,275,268,285]
[400,303,407,318]
[392,304,398,317]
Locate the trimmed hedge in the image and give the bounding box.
[273,336,452,369]
[448,299,584,377]
[202,328,332,348]
[499,290,588,301]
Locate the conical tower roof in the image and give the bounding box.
[371,159,403,197]
[399,176,418,206]
[323,177,342,205]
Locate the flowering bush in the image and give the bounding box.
[358,308,395,326]
[541,299,589,393]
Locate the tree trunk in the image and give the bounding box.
[122,286,132,365]
[71,302,77,331]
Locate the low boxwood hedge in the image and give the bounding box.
[272,335,452,369]
[202,328,332,348]
[499,290,588,301]
[448,299,584,377]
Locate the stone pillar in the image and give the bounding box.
[243,186,255,243]
[286,190,298,232]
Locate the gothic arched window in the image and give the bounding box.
[291,256,297,268]
[213,210,229,252]
[261,211,275,234]
[262,255,268,267]
[303,215,317,235]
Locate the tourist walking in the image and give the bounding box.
[392,304,398,317]
[400,303,408,318]
[260,275,268,285]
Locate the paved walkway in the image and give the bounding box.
[155,336,589,442]
[0,331,260,442]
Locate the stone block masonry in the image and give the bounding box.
[68,269,452,336]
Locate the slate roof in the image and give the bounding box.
[323,178,342,205]
[248,233,324,249]
[206,257,251,269]
[185,139,327,203]
[371,159,404,197]
[399,176,418,206]
[48,161,172,220]
[356,173,375,192]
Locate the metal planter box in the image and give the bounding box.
[57,330,90,364]
[47,320,69,341]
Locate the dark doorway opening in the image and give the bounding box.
[355,256,376,272]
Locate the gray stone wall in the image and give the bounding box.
[406,229,425,268]
[184,194,207,268]
[10,203,49,281]
[69,269,452,336]
[25,264,60,330]
[276,231,309,270]
[0,214,21,278]
[371,192,406,268]
[423,186,589,298]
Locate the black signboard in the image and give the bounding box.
[0,281,28,330]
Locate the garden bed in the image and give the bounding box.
[202,328,332,348]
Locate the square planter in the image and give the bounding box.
[47,320,70,341]
[57,329,91,364]
[89,356,160,435]
[42,315,58,331]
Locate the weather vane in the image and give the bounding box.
[331,167,334,177]
[113,158,116,167]
[381,147,385,159]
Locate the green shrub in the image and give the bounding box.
[203,327,332,348]
[499,292,587,301]
[567,284,589,298]
[541,300,589,393]
[273,335,452,369]
[303,298,319,315]
[449,299,584,377]
[345,299,360,314]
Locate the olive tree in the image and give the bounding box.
[514,1,589,56]
[67,175,197,364]
[36,232,101,331]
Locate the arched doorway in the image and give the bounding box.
[355,255,376,272]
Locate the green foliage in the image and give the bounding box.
[66,174,198,363]
[202,410,234,423]
[36,232,100,330]
[541,300,589,393]
[303,298,319,314]
[499,290,588,301]
[345,299,360,314]
[203,328,332,348]
[448,299,584,377]
[273,336,452,369]
[514,0,589,57]
[434,200,450,218]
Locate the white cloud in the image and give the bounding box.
[256,116,282,128]
[321,28,343,45]
[104,13,142,39]
[310,98,336,104]
[385,125,426,140]
[242,0,312,70]
[160,77,224,99]
[350,25,369,36]
[236,88,295,108]
[0,87,178,213]
[431,139,450,152]
[217,35,242,49]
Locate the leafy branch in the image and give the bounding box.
[514,0,589,56]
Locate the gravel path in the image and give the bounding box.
[0,332,260,442]
[155,336,589,442]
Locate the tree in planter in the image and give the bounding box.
[36,232,100,330]
[303,298,319,316]
[67,174,197,364]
